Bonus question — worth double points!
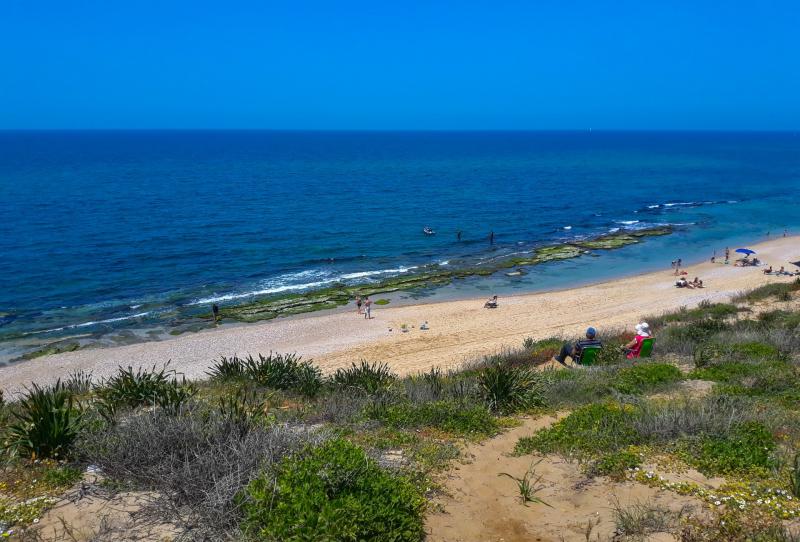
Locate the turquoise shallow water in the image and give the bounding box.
[1,130,799,362]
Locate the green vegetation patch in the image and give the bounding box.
[374,298,391,305]
[370,400,499,437]
[242,439,424,542]
[612,363,683,394]
[679,421,777,476]
[515,402,639,456]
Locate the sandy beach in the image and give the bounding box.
[2,236,798,397]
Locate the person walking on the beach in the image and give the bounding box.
[489,231,495,245]
[212,303,220,323]
[355,295,363,314]
[364,297,372,319]
[785,228,788,237]
[725,247,730,263]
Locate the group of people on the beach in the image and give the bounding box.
[355,296,373,319]
[676,276,703,289]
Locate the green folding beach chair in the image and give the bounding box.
[577,346,602,366]
[639,338,654,358]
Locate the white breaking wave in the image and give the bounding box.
[616,220,639,225]
[191,266,419,306]
[563,225,572,230]
[26,312,153,335]
[339,266,417,280]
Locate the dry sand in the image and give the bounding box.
[2,236,798,396]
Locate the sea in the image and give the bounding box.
[1,130,799,363]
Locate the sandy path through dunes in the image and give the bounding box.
[1,236,798,396]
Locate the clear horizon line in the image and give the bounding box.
[0,127,798,133]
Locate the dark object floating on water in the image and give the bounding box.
[423,227,436,236]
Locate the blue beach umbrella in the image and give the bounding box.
[735,248,756,255]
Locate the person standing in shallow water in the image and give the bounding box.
[212,303,220,323]
[489,231,494,245]
[457,230,462,242]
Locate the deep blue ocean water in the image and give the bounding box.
[1,130,799,362]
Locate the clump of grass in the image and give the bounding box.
[612,498,684,538]
[332,360,395,395]
[498,459,552,507]
[206,355,248,380]
[5,381,83,459]
[478,362,543,414]
[96,364,196,419]
[64,369,93,395]
[243,353,323,397]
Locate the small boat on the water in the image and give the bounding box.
[423,226,436,236]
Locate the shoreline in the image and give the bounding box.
[1,235,798,397]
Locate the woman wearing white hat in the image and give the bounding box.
[622,322,651,359]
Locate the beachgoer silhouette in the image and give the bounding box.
[212,304,220,323]
[489,231,494,245]
[364,297,372,319]
[457,230,462,242]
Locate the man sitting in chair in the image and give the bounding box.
[554,327,602,366]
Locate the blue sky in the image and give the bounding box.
[1,0,798,129]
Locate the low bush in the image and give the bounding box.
[538,366,616,407]
[588,448,642,479]
[332,360,395,395]
[790,453,800,499]
[683,421,776,476]
[5,381,83,459]
[477,363,543,414]
[242,439,424,542]
[681,508,800,541]
[370,400,498,437]
[612,499,683,538]
[515,402,638,456]
[612,363,683,394]
[80,407,327,538]
[631,395,756,442]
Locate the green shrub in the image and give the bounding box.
[64,369,93,395]
[242,439,424,541]
[332,360,395,395]
[96,365,196,419]
[5,381,83,459]
[477,363,543,414]
[612,363,682,394]
[370,400,498,437]
[733,280,800,303]
[515,402,638,456]
[242,353,323,397]
[686,421,776,476]
[590,448,642,480]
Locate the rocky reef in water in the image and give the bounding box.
[217,227,672,324]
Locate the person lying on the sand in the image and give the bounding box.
[691,277,704,288]
[676,277,689,288]
[484,295,498,308]
[553,327,602,366]
[764,265,773,274]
